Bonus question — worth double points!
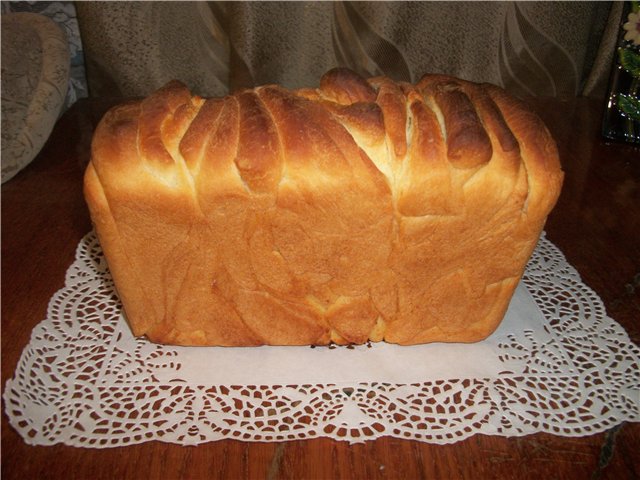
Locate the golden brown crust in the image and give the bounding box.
[85,68,563,346]
[369,76,408,161]
[319,67,377,104]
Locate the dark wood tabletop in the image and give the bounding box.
[2,95,639,479]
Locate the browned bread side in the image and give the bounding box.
[84,68,563,346]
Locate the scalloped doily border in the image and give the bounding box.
[4,232,639,446]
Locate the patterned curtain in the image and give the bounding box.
[76,1,617,99]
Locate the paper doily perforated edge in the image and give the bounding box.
[3,231,639,446]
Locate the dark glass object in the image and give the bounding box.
[602,2,640,145]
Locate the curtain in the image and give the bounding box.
[76,1,618,99]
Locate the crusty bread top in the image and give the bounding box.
[89,68,562,225]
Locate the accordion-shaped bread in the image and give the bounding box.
[84,68,563,346]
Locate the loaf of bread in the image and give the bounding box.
[84,68,563,346]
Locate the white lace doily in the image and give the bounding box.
[4,231,639,446]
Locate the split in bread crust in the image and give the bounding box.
[84,68,563,346]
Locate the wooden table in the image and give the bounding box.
[2,96,639,479]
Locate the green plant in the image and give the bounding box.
[617,1,640,135]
